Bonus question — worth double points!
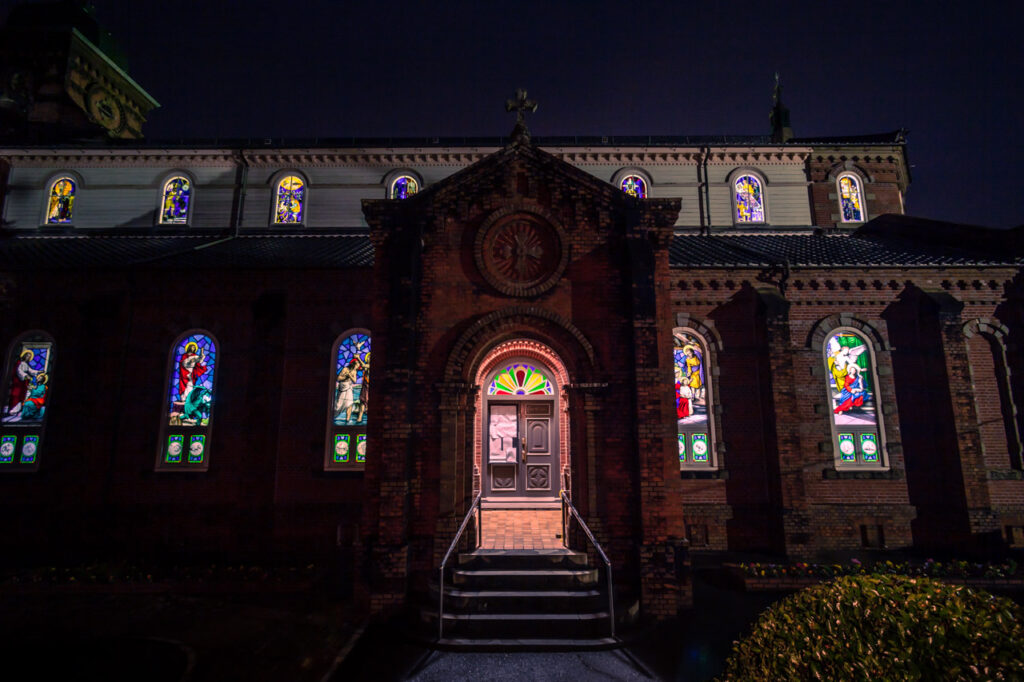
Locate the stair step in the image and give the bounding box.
[436,637,619,651]
[443,588,601,598]
[457,550,589,570]
[451,568,598,588]
[442,612,610,622]
[434,610,612,638]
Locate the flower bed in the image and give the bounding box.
[725,558,1024,591]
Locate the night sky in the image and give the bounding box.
[4,0,1019,227]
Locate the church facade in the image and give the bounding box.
[1,6,1023,620]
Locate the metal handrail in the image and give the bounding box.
[560,490,615,638]
[438,491,482,640]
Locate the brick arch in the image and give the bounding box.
[443,306,597,383]
[963,317,1022,469]
[807,313,889,351]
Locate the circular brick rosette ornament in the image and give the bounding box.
[475,209,568,297]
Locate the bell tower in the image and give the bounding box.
[0,1,159,142]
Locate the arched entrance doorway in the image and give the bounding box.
[474,340,570,507]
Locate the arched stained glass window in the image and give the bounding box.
[1,333,53,471]
[327,331,371,470]
[825,330,882,466]
[674,331,713,467]
[160,331,217,470]
[734,174,765,223]
[838,174,865,223]
[488,363,554,396]
[274,175,305,224]
[621,175,647,198]
[390,175,419,200]
[160,176,192,224]
[46,177,76,224]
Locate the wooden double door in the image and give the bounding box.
[485,400,557,499]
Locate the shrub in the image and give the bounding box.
[720,574,1024,681]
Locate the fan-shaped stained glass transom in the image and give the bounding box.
[487,363,554,396]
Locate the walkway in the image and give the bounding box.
[479,508,563,551]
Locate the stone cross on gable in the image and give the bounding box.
[505,88,538,144]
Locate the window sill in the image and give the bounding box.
[681,469,728,480]
[823,468,901,480]
[987,469,1024,481]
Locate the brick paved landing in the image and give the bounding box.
[480,509,564,550]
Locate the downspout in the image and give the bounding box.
[702,146,712,233]
[697,148,707,235]
[194,148,248,251]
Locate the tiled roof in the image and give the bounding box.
[0,233,374,270]
[668,232,1021,268]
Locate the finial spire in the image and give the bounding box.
[769,73,793,143]
[505,88,538,145]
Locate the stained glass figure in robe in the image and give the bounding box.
[391,176,418,200]
[826,333,877,426]
[674,333,707,427]
[839,175,864,223]
[275,176,305,223]
[621,175,647,198]
[168,334,216,426]
[46,178,75,224]
[487,364,553,395]
[734,175,764,223]
[3,341,51,423]
[334,333,370,426]
[160,176,192,224]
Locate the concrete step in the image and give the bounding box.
[451,567,599,589]
[433,611,613,639]
[457,549,589,570]
[434,636,620,651]
[434,586,604,613]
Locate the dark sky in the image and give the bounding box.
[6,0,1020,227]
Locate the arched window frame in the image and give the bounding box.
[673,319,723,472]
[384,169,423,200]
[728,168,768,226]
[612,168,652,199]
[156,171,196,227]
[157,329,219,472]
[836,171,867,224]
[325,329,371,471]
[817,323,889,470]
[0,330,55,473]
[270,170,309,226]
[41,172,82,226]
[963,318,1023,470]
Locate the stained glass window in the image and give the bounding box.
[333,333,370,427]
[621,175,647,198]
[674,331,711,466]
[160,176,192,224]
[327,332,371,471]
[838,174,864,223]
[825,331,881,466]
[734,174,765,223]
[46,177,75,224]
[161,332,216,470]
[167,333,216,427]
[488,363,554,396]
[390,175,419,200]
[274,175,305,224]
[1,335,53,470]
